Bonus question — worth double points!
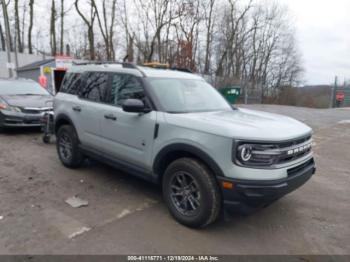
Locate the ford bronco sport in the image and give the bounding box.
[54,62,316,228]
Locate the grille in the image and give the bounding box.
[21,107,53,114]
[275,135,312,165]
[287,158,315,178]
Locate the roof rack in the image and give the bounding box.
[142,62,192,73]
[72,61,130,66]
[143,62,169,69]
[72,61,146,77]
[170,67,192,73]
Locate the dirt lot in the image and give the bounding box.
[0,105,349,255]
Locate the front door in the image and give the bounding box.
[99,73,157,170]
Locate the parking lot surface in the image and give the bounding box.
[0,105,349,255]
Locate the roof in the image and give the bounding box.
[67,63,203,80]
[17,58,55,72]
[140,66,201,79]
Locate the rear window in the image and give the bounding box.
[79,72,109,103]
[60,73,82,95]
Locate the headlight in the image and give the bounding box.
[238,144,253,162]
[0,103,7,110]
[235,143,277,167]
[9,106,22,112]
[0,104,21,112]
[233,137,312,168]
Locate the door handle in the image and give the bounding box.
[104,114,117,121]
[72,106,82,112]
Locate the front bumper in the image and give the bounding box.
[0,110,44,127]
[217,158,316,211]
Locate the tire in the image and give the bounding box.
[56,125,83,168]
[42,135,51,144]
[0,122,5,133]
[162,158,221,228]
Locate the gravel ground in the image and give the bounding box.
[0,105,349,255]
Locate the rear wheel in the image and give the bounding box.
[163,158,221,228]
[56,125,83,168]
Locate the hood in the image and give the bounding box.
[1,95,53,108]
[165,108,312,141]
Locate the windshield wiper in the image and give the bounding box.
[167,111,189,114]
[17,93,45,96]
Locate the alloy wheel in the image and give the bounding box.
[58,133,73,162]
[170,171,201,216]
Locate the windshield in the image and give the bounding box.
[148,78,232,113]
[0,80,50,96]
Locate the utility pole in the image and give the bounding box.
[1,0,13,78]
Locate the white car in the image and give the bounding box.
[54,63,315,228]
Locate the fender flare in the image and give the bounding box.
[54,114,74,133]
[153,143,225,178]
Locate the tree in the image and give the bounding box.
[6,0,303,99]
[0,21,5,51]
[50,0,57,56]
[174,0,201,71]
[1,0,12,52]
[60,0,64,54]
[203,0,215,74]
[75,0,97,60]
[215,0,253,77]
[14,0,23,52]
[28,0,34,54]
[130,0,181,62]
[92,0,118,60]
[20,0,27,51]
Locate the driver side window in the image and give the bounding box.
[108,74,145,107]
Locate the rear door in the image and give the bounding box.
[74,72,109,150]
[98,73,157,170]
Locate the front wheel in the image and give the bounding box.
[162,158,221,228]
[42,135,51,144]
[56,125,83,168]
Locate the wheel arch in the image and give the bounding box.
[55,114,75,134]
[153,143,225,183]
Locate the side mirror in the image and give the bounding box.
[122,99,151,113]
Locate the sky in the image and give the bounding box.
[280,0,350,85]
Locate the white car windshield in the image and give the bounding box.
[148,78,232,113]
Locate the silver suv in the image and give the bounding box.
[54,63,316,228]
